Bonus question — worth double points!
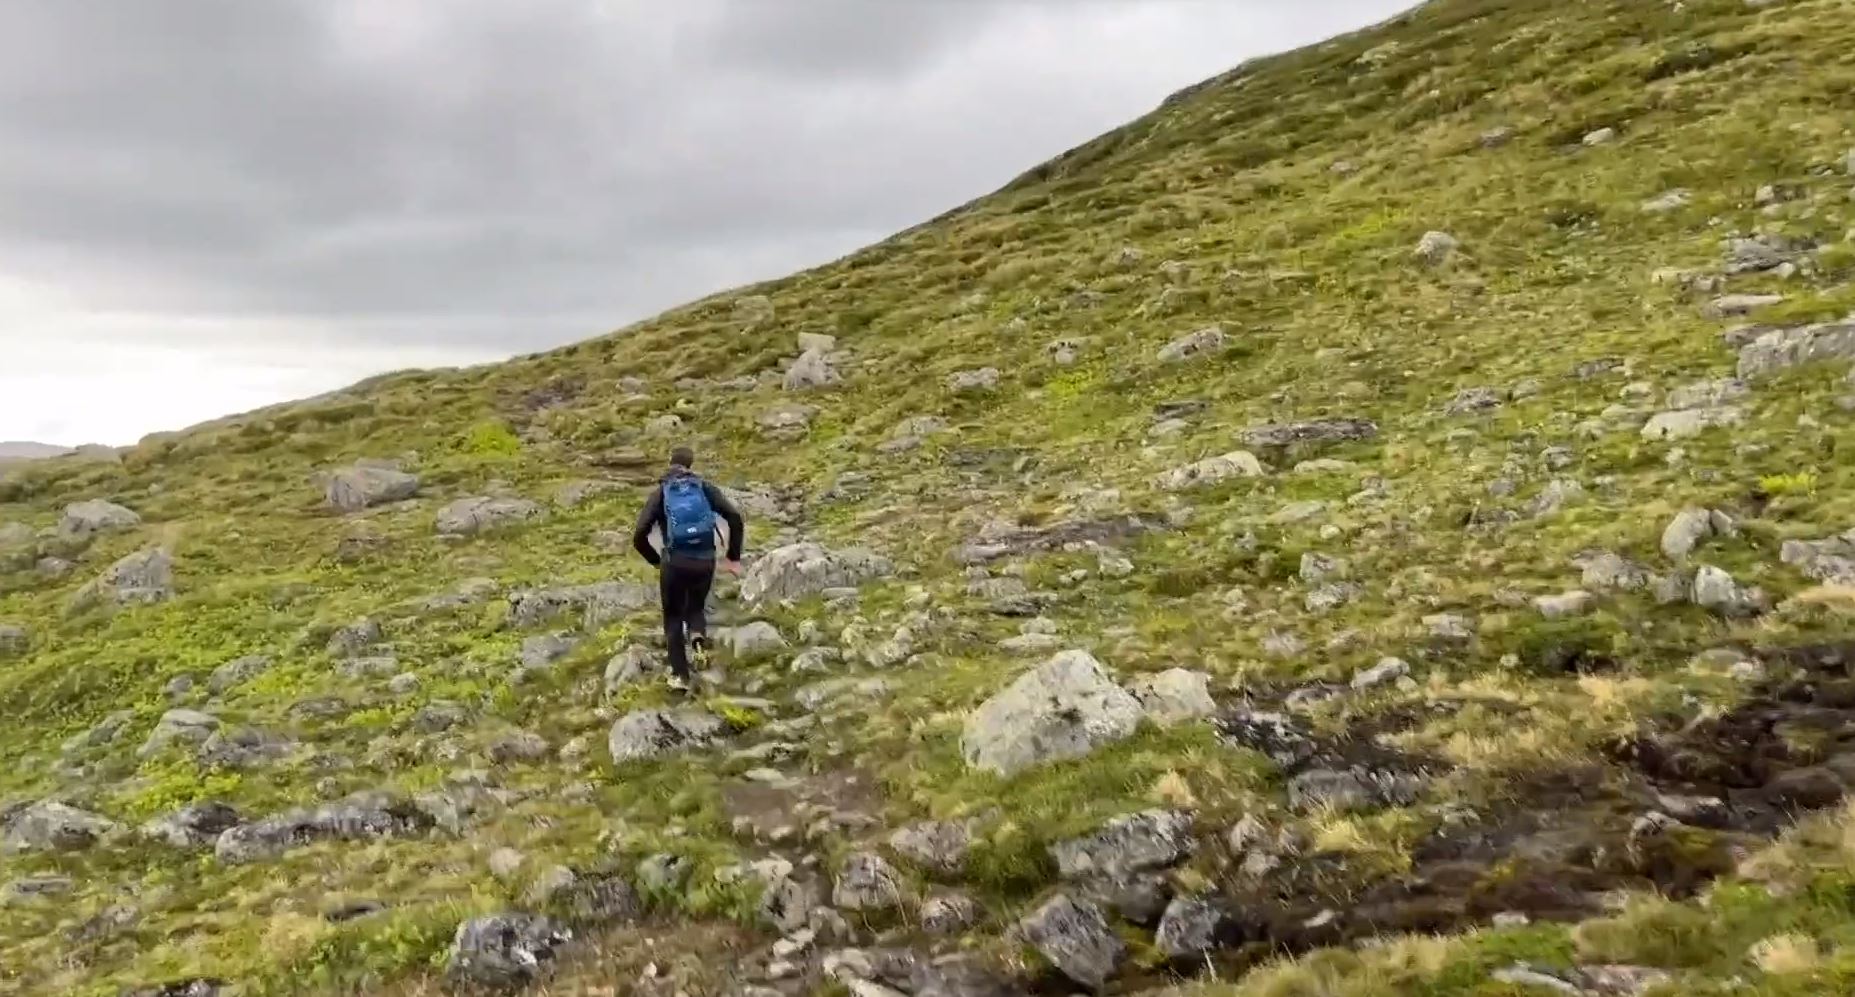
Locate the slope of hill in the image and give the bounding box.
[5,0,1855,994]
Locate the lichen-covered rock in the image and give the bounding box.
[436,496,544,536]
[729,621,788,662]
[833,851,906,912]
[1154,451,1265,491]
[1414,230,1459,265]
[1661,507,1735,561]
[214,792,434,865]
[606,708,726,762]
[445,913,571,990]
[70,548,173,610]
[741,543,894,606]
[1156,325,1226,363]
[1781,528,1855,585]
[888,821,973,876]
[1737,318,1855,378]
[1156,896,1233,960]
[1018,894,1124,988]
[206,655,273,694]
[509,581,653,629]
[961,650,1143,775]
[138,709,220,758]
[141,802,242,849]
[1240,418,1378,449]
[1052,809,1196,882]
[602,645,659,693]
[1125,669,1216,724]
[919,891,979,935]
[324,465,419,512]
[947,367,1001,394]
[1,801,121,854]
[325,618,382,657]
[59,499,142,537]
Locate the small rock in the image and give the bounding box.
[833,852,905,912]
[1126,669,1216,725]
[1352,657,1409,690]
[888,821,973,876]
[947,368,1001,395]
[1414,230,1459,265]
[1534,591,1594,619]
[1583,126,1617,146]
[445,913,570,990]
[919,892,979,934]
[1156,326,1226,363]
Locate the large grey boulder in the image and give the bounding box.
[741,543,894,606]
[1156,326,1226,363]
[445,913,571,990]
[607,708,726,762]
[1018,894,1124,988]
[70,548,173,610]
[833,851,906,911]
[138,709,220,758]
[140,802,242,849]
[1,801,121,854]
[783,349,840,391]
[1125,669,1216,725]
[59,499,141,537]
[1737,318,1855,378]
[324,465,419,512]
[1153,451,1265,491]
[961,650,1144,776]
[436,496,544,536]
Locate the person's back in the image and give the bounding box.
[632,446,744,691]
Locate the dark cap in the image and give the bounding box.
[670,446,696,468]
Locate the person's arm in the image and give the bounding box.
[705,482,746,562]
[631,487,664,567]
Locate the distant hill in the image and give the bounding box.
[0,441,71,461]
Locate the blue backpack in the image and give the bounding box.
[662,476,718,556]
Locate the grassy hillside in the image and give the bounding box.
[5,0,1855,994]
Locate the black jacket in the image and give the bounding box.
[631,468,745,567]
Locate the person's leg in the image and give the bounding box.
[660,563,691,680]
[686,562,716,659]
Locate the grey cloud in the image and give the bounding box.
[0,0,1414,439]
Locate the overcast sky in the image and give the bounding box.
[0,0,1412,447]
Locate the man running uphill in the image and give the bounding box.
[631,446,746,692]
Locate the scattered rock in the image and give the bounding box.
[888,821,973,876]
[1051,809,1195,883]
[919,892,979,934]
[961,650,1143,776]
[947,368,1001,394]
[326,618,382,657]
[1641,189,1690,213]
[1691,565,1764,618]
[1736,318,1855,378]
[1534,591,1595,619]
[1704,293,1785,319]
[1414,230,1459,265]
[1240,418,1377,449]
[1352,657,1410,690]
[741,543,894,606]
[436,496,544,536]
[1126,669,1217,725]
[141,802,242,849]
[607,709,726,762]
[833,852,906,912]
[1154,451,1265,491]
[324,465,419,512]
[1018,894,1123,989]
[1583,127,1617,146]
[215,791,435,865]
[1,801,121,854]
[730,621,788,662]
[1781,528,1855,585]
[59,499,141,537]
[487,731,550,765]
[1662,507,1735,561]
[603,646,659,693]
[1641,406,1745,440]
[784,349,841,391]
[1156,326,1226,363]
[1156,896,1233,960]
[207,655,273,694]
[0,624,29,658]
[138,709,220,758]
[1444,386,1503,414]
[445,913,571,990]
[758,403,817,440]
[70,548,174,610]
